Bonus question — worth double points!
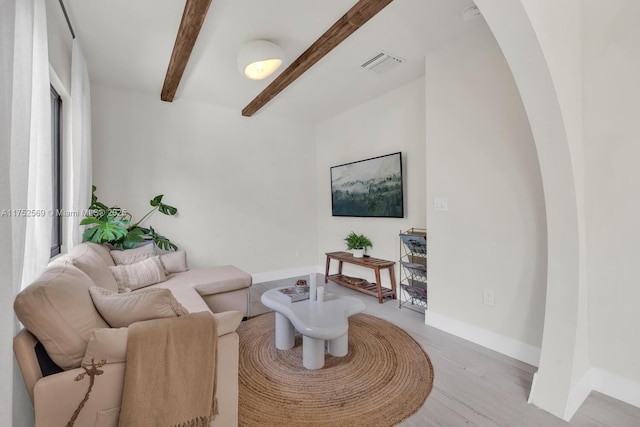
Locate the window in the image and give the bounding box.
[50,85,62,257]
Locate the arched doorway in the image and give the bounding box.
[475,0,587,419]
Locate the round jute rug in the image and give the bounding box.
[237,312,434,427]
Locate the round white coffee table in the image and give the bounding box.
[261,287,366,370]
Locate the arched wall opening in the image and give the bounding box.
[474,0,587,419]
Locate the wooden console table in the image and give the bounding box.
[324,251,397,304]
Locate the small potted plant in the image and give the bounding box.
[344,231,372,258]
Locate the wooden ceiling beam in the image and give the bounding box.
[161,0,213,102]
[242,0,394,117]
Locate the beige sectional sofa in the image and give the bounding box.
[13,242,252,426]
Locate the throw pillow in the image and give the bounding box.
[14,264,110,370]
[160,250,188,273]
[82,327,128,366]
[110,243,156,265]
[89,286,189,328]
[109,256,167,292]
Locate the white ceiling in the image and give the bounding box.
[65,0,486,124]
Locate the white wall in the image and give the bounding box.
[46,0,72,90]
[468,0,640,417]
[315,77,426,288]
[91,85,318,276]
[424,24,547,349]
[1,1,17,424]
[520,1,591,401]
[584,0,640,385]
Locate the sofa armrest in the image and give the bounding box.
[213,310,243,336]
[14,329,42,403]
[80,311,242,369]
[163,266,252,296]
[34,362,126,427]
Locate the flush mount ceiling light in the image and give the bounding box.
[462,4,482,22]
[237,40,284,80]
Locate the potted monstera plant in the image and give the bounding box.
[80,185,179,251]
[344,231,372,258]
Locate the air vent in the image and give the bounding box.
[361,51,403,74]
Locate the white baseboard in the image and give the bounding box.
[423,310,541,366]
[252,266,321,284]
[527,372,538,404]
[564,369,593,420]
[563,367,640,420]
[591,367,640,409]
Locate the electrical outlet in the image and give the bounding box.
[483,289,495,306]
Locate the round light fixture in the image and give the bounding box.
[462,5,482,22]
[237,40,284,80]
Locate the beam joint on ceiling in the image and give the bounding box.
[242,0,394,117]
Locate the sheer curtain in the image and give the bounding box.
[0,0,50,423]
[70,39,92,247]
[17,0,52,288]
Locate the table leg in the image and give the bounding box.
[327,332,348,357]
[303,335,325,370]
[324,255,331,283]
[389,265,397,299]
[338,260,343,275]
[375,267,383,303]
[275,312,295,350]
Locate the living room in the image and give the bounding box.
[2,0,640,426]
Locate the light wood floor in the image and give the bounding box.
[249,275,640,427]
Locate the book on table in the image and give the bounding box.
[277,286,310,302]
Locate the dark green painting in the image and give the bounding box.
[331,152,404,218]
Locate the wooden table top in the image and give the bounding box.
[325,251,396,268]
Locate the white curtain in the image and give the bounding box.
[17,0,52,288]
[0,0,49,421]
[70,39,92,247]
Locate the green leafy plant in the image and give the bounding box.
[80,186,179,251]
[344,231,373,250]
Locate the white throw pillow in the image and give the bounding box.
[109,256,167,292]
[89,286,189,328]
[110,243,156,265]
[160,250,188,273]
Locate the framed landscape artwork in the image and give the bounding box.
[330,152,404,218]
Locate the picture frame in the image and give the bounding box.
[330,152,404,218]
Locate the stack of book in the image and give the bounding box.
[277,286,310,302]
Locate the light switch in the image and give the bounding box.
[434,197,448,211]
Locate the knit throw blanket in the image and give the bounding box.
[119,312,219,426]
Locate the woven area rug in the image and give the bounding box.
[237,312,434,426]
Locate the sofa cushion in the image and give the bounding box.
[160,250,188,273]
[89,286,188,328]
[80,311,242,367]
[163,266,252,296]
[109,256,167,292]
[69,243,118,292]
[110,243,156,265]
[71,242,114,266]
[81,327,128,366]
[212,310,244,336]
[158,285,212,314]
[14,264,110,370]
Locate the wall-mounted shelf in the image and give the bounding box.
[399,228,427,312]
